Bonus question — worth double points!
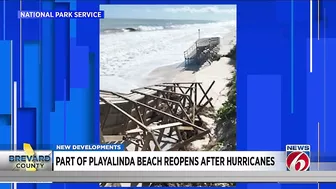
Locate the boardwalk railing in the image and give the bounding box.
[184,42,197,59]
[184,37,220,60]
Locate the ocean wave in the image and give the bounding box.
[100,22,217,34]
[101,26,168,34]
[102,28,138,33]
[100,19,236,93]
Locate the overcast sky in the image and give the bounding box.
[100,5,236,21]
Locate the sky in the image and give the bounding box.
[100,5,236,21]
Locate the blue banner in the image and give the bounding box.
[18,11,104,19]
[53,144,124,151]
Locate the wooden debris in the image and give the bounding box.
[100,81,215,151]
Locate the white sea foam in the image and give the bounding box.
[100,20,236,93]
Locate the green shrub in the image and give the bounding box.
[215,45,236,151]
[225,45,236,61]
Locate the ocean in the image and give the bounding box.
[100,18,235,93]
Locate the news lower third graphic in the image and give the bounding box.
[17,11,104,19]
[0,143,52,171]
[0,143,329,172]
[286,145,310,171]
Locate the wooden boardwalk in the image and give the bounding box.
[100,86,164,105]
[184,37,220,65]
[100,82,216,187]
[100,82,216,152]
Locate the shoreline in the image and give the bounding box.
[100,25,236,94]
[143,63,184,87]
[101,28,236,152]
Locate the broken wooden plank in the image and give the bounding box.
[198,81,215,108]
[127,122,183,134]
[178,126,194,131]
[195,97,213,115]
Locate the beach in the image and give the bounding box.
[146,29,236,110]
[101,30,236,187]
[148,30,236,150]
[101,27,236,151]
[100,18,236,93]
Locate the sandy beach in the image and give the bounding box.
[103,31,236,186]
[144,29,236,150]
[146,29,236,110]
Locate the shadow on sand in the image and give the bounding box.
[183,63,202,73]
[182,54,232,74]
[175,61,202,73]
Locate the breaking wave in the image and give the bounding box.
[101,23,211,34]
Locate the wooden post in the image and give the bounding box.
[101,105,111,130]
[198,81,215,108]
[194,83,197,107]
[100,126,105,144]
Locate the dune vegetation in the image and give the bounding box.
[215,44,236,151]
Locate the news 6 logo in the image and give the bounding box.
[286,145,310,171]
